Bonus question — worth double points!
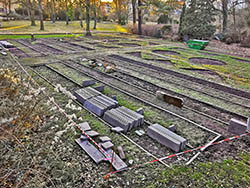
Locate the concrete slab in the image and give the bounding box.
[84,87,102,96]
[117,146,126,160]
[103,110,131,133]
[0,41,14,48]
[104,149,128,171]
[147,125,182,152]
[85,130,100,137]
[80,134,88,141]
[82,80,95,87]
[136,108,144,115]
[100,95,119,106]
[75,138,105,164]
[229,118,247,134]
[168,125,176,132]
[120,106,144,126]
[135,130,144,136]
[79,122,91,131]
[152,124,186,150]
[116,108,138,128]
[101,141,114,150]
[95,96,117,110]
[84,98,107,117]
[111,126,124,133]
[247,118,250,132]
[99,136,112,142]
[94,86,105,92]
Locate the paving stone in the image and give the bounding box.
[136,108,144,115]
[114,108,137,129]
[80,134,88,141]
[117,146,126,160]
[0,41,14,48]
[82,80,95,87]
[148,126,181,152]
[99,136,111,142]
[104,149,127,171]
[119,106,144,126]
[135,130,144,136]
[74,88,97,104]
[168,125,176,132]
[95,96,117,109]
[84,98,107,116]
[111,126,124,133]
[229,118,247,134]
[85,130,100,137]
[152,123,186,150]
[75,138,105,164]
[248,118,250,132]
[79,122,91,131]
[94,85,105,92]
[104,110,131,133]
[101,141,114,150]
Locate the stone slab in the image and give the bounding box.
[101,141,114,150]
[135,130,144,136]
[80,134,88,141]
[114,108,137,129]
[99,136,112,142]
[152,123,186,150]
[82,80,95,87]
[84,99,107,117]
[100,95,119,106]
[104,110,131,133]
[247,118,250,132]
[119,106,144,126]
[85,130,100,137]
[94,85,105,92]
[147,125,181,152]
[74,88,95,104]
[104,149,128,171]
[75,138,105,164]
[136,108,144,115]
[0,41,14,48]
[156,91,184,108]
[111,126,124,133]
[84,87,102,96]
[168,125,176,132]
[228,118,247,134]
[117,146,126,160]
[95,96,117,109]
[79,122,91,131]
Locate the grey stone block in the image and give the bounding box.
[84,98,107,117]
[168,125,176,132]
[152,123,186,150]
[94,86,105,92]
[135,130,144,136]
[79,122,91,131]
[99,136,111,142]
[111,126,124,133]
[101,141,114,150]
[95,96,117,110]
[103,149,127,171]
[114,108,137,129]
[100,95,119,106]
[119,106,144,126]
[147,125,181,152]
[111,96,117,101]
[136,108,144,115]
[117,146,126,160]
[82,80,95,87]
[74,88,99,104]
[247,118,250,132]
[85,130,99,137]
[103,110,131,133]
[80,134,88,141]
[229,118,247,134]
[84,87,102,96]
[0,41,14,48]
[75,138,105,164]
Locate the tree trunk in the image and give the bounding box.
[138,0,142,35]
[79,6,83,28]
[66,0,69,25]
[85,0,92,36]
[93,2,97,30]
[132,0,136,24]
[29,0,36,26]
[38,0,44,31]
[178,0,186,38]
[222,0,228,33]
[52,0,56,23]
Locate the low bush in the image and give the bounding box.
[127,24,164,38]
[240,35,250,48]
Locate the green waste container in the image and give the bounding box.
[187,39,209,50]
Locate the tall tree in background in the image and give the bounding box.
[138,0,142,35]
[37,0,44,30]
[85,0,91,36]
[222,0,228,33]
[181,0,217,39]
[178,0,186,38]
[66,0,69,25]
[132,0,136,24]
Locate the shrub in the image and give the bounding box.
[158,14,169,24]
[240,36,250,48]
[118,13,128,25]
[127,24,164,38]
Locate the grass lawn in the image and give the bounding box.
[0,20,127,39]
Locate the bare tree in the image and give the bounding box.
[86,0,91,36]
[37,0,44,30]
[132,0,136,24]
[138,0,142,35]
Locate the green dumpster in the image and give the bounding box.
[187,39,209,50]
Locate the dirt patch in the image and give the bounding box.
[181,68,222,79]
[126,51,142,58]
[199,52,219,56]
[231,57,250,64]
[118,43,141,47]
[153,59,172,65]
[153,49,180,56]
[189,57,226,66]
[8,47,30,58]
[97,45,119,49]
[149,42,159,45]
